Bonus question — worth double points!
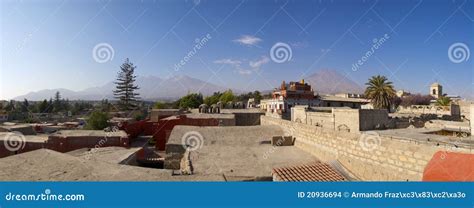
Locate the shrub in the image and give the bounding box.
[85,111,109,130]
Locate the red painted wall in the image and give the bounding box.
[142,115,218,150]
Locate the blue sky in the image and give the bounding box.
[1,0,473,100]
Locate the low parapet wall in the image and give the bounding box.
[397,104,460,119]
[260,116,471,181]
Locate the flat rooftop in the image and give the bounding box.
[320,95,370,103]
[67,147,141,164]
[185,113,235,119]
[0,132,48,143]
[373,127,473,148]
[51,130,127,137]
[161,113,235,120]
[167,125,318,181]
[0,149,223,181]
[220,109,265,113]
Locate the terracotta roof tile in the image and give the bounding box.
[272,162,346,182]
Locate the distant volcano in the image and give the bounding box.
[304,69,364,94]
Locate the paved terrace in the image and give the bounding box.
[167,125,318,181]
[0,149,224,181]
[373,127,473,149]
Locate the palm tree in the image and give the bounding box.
[364,75,396,110]
[435,96,451,106]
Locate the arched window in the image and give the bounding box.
[432,89,436,95]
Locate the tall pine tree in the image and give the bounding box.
[113,58,140,110]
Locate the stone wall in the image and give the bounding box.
[232,112,264,126]
[397,104,460,117]
[260,115,471,181]
[292,107,388,133]
[358,109,389,130]
[333,109,359,132]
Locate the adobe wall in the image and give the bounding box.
[397,105,460,117]
[47,135,129,153]
[358,109,389,131]
[333,109,359,132]
[260,116,471,181]
[232,112,264,126]
[0,141,44,158]
[292,107,388,133]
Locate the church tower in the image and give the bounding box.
[430,82,443,99]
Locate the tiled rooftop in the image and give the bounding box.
[272,162,346,182]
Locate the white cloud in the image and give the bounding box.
[238,69,253,75]
[213,59,242,66]
[291,41,309,49]
[214,55,269,76]
[249,56,269,70]
[233,35,262,46]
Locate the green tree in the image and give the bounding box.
[219,90,235,103]
[204,92,222,105]
[53,91,62,112]
[178,93,203,109]
[364,75,396,110]
[47,98,53,113]
[85,111,109,130]
[253,90,262,103]
[63,99,71,112]
[101,99,112,112]
[4,100,15,112]
[113,58,140,110]
[435,96,451,106]
[21,99,29,113]
[38,99,49,113]
[153,102,166,109]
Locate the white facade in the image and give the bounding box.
[261,97,319,115]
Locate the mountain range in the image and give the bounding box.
[12,70,363,101]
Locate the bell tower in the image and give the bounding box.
[430,82,443,99]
